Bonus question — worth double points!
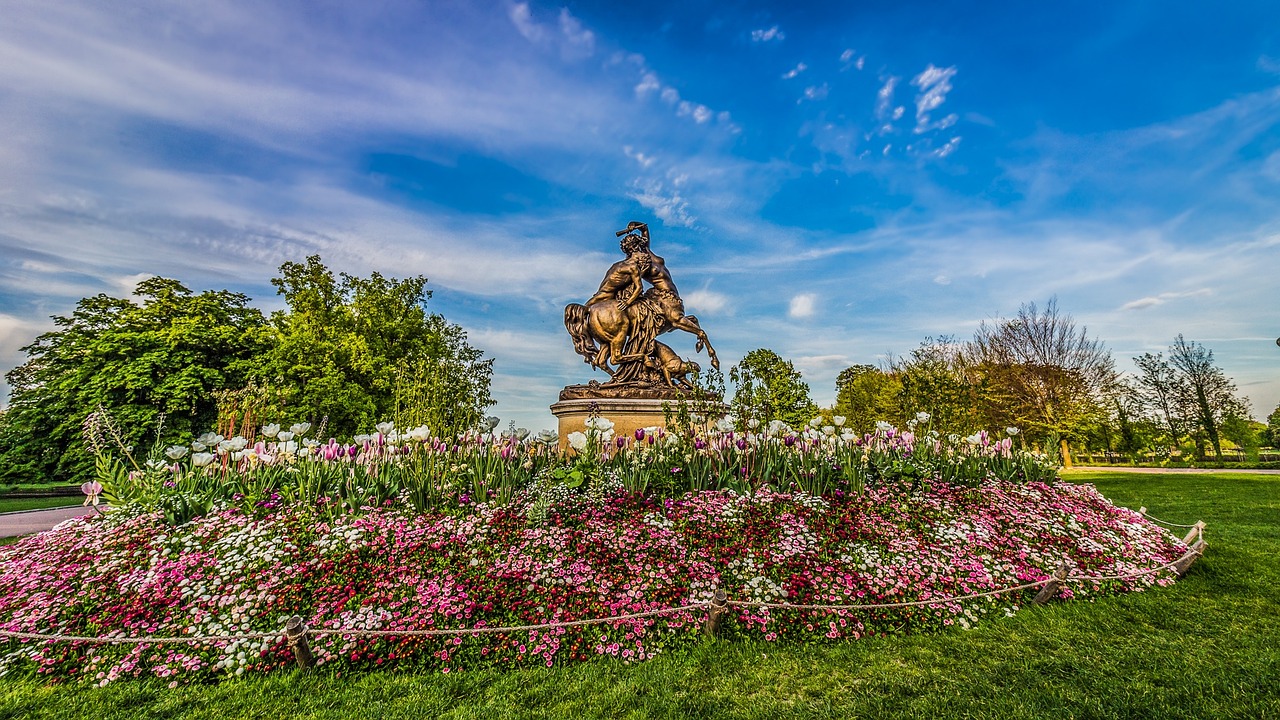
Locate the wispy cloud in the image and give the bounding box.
[912,64,958,133]
[782,63,807,80]
[1120,288,1213,311]
[751,26,785,43]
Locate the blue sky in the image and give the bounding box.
[1,0,1278,432]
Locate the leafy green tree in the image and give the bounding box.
[833,364,901,435]
[1266,404,1280,448]
[252,256,493,437]
[967,299,1118,465]
[0,277,268,484]
[890,337,987,437]
[730,349,818,429]
[1167,335,1249,459]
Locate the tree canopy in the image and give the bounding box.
[0,277,268,484]
[730,349,818,429]
[0,257,493,484]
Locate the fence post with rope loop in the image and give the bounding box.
[1175,521,1207,577]
[1032,561,1072,605]
[284,615,315,670]
[704,587,728,636]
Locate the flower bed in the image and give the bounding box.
[0,477,1186,685]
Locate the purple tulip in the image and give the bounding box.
[635,428,646,441]
[736,438,748,450]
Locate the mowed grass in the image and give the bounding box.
[0,496,84,514]
[2,471,1277,720]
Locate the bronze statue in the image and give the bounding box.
[563,221,717,399]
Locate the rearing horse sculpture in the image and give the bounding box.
[564,222,718,386]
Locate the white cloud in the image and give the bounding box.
[557,8,596,58]
[508,3,545,43]
[782,63,807,80]
[934,136,962,157]
[912,64,959,134]
[875,77,899,125]
[635,72,660,97]
[802,84,829,102]
[630,178,695,227]
[751,26,785,43]
[684,289,729,315]
[789,293,816,318]
[1119,288,1212,311]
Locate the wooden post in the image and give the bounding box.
[1174,539,1207,577]
[704,587,728,636]
[284,615,315,670]
[1032,561,1071,605]
[1138,506,1147,516]
[1182,521,1205,545]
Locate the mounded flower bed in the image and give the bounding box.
[0,472,1186,685]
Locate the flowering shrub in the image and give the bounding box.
[0,477,1186,685]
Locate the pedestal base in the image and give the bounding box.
[549,398,674,450]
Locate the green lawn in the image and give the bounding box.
[0,496,84,514]
[2,471,1277,720]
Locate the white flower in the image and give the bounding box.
[767,420,791,436]
[483,416,501,431]
[586,417,615,432]
[822,425,836,436]
[875,421,893,432]
[197,432,222,446]
[537,429,558,445]
[916,412,931,423]
[289,422,311,436]
[567,431,588,452]
[715,417,735,432]
[964,433,983,445]
[190,441,207,452]
[405,425,432,442]
[832,416,846,427]
[261,424,281,438]
[1006,427,1020,436]
[375,422,395,435]
[515,427,530,440]
[191,452,215,467]
[747,418,761,430]
[228,436,249,452]
[276,431,295,442]
[165,445,189,460]
[809,417,823,429]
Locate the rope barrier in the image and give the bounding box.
[0,520,1206,647]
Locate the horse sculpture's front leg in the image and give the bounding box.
[671,315,720,370]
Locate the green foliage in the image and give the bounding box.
[1166,335,1250,459]
[832,365,900,436]
[729,349,818,429]
[253,256,493,438]
[0,278,268,485]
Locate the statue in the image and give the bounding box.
[562,221,718,399]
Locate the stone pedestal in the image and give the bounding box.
[549,398,672,450]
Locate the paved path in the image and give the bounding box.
[1067,466,1280,475]
[0,505,101,538]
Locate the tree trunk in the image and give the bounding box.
[1060,437,1073,468]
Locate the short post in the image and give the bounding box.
[284,615,315,670]
[1138,506,1147,516]
[704,587,728,636]
[1032,561,1071,605]
[1174,539,1207,577]
[1182,521,1205,546]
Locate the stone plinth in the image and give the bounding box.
[550,397,673,450]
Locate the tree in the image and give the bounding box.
[1265,404,1280,448]
[0,278,268,484]
[967,298,1118,465]
[730,349,818,429]
[833,365,901,436]
[252,256,493,437]
[1167,335,1249,459]
[1132,352,1190,449]
[890,337,987,437]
